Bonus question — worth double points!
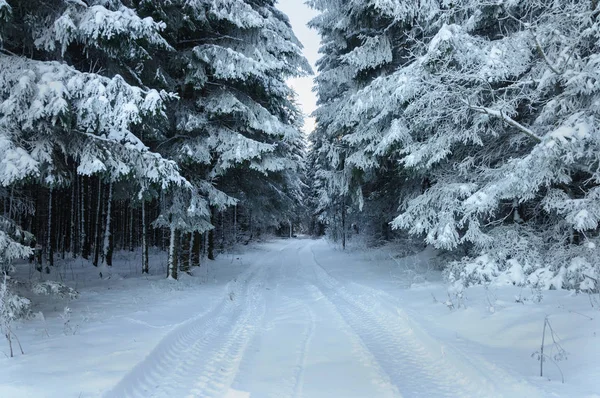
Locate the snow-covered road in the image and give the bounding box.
[105,239,545,398]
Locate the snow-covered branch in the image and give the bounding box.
[463,101,542,142]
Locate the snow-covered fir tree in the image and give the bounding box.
[0,0,311,280]
[308,0,600,290]
[310,0,600,290]
[136,0,310,269]
[308,0,427,246]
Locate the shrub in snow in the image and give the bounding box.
[0,275,30,357]
[32,281,79,300]
[0,216,34,274]
[60,307,78,335]
[445,235,600,292]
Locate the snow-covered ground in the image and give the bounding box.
[1,238,599,397]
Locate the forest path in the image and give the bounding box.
[106,239,544,398]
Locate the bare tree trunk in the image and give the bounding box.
[220,211,225,253]
[102,181,113,267]
[92,179,103,267]
[70,176,77,258]
[342,197,346,250]
[167,225,178,280]
[191,231,201,268]
[129,204,134,252]
[247,210,253,244]
[233,205,237,244]
[81,178,89,259]
[180,232,191,274]
[208,207,216,260]
[46,187,53,270]
[141,201,149,274]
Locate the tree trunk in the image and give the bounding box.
[167,225,178,280]
[208,207,216,260]
[180,232,191,274]
[102,181,113,267]
[141,201,149,274]
[341,197,346,250]
[220,211,225,253]
[70,176,77,258]
[247,210,253,244]
[92,179,103,267]
[46,187,53,270]
[129,204,134,252]
[191,231,201,268]
[233,205,237,244]
[81,178,89,259]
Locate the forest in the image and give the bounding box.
[0,1,599,396]
[0,0,599,321]
[0,0,311,282]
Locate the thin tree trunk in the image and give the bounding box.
[220,211,225,253]
[191,231,201,268]
[103,181,113,267]
[46,187,53,269]
[81,178,89,259]
[180,232,191,274]
[8,188,13,220]
[342,197,346,250]
[129,204,134,252]
[167,225,178,280]
[92,179,103,267]
[70,176,77,258]
[60,201,66,260]
[208,208,215,260]
[233,205,237,244]
[247,210,253,244]
[141,201,149,274]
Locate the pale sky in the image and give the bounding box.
[277,0,320,134]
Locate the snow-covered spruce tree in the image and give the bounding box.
[0,0,187,275]
[321,1,600,290]
[136,0,310,258]
[308,0,427,246]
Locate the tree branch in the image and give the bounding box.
[532,32,563,75]
[463,100,542,142]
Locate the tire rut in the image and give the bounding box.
[306,242,505,397]
[105,263,267,398]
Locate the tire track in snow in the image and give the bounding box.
[344,280,545,398]
[305,241,540,398]
[229,244,317,398]
[291,298,316,398]
[105,260,267,398]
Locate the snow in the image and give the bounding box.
[1,238,598,397]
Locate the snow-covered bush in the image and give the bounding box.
[0,275,31,357]
[0,216,34,273]
[445,234,600,292]
[32,281,79,300]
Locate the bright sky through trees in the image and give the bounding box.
[277,0,320,134]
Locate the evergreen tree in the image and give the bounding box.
[137,0,310,258]
[0,0,311,281]
[308,0,426,246]
[0,0,186,275]
[310,0,600,290]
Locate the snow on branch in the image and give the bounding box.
[463,100,542,142]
